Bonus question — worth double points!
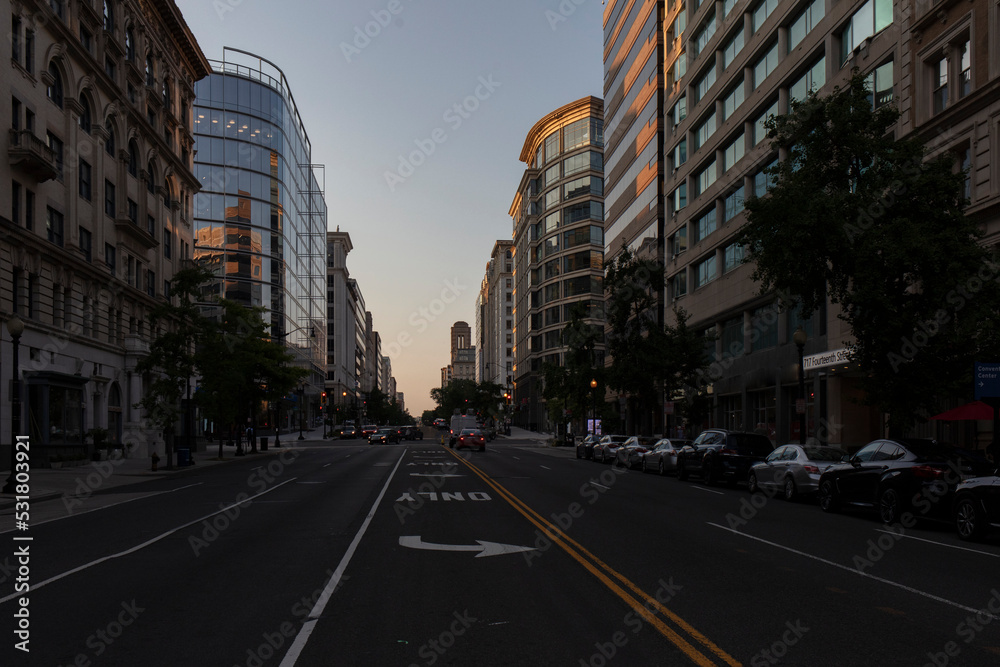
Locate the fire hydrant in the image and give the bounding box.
[151,451,160,471]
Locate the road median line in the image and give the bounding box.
[442,447,739,667]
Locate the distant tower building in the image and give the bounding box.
[477,241,514,392]
[450,321,475,383]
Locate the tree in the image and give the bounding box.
[541,302,604,432]
[135,266,215,467]
[430,379,504,423]
[604,248,667,434]
[738,72,1000,432]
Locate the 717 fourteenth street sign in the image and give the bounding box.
[974,362,1000,400]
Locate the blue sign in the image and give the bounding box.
[974,362,1000,400]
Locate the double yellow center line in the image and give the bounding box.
[443,447,740,667]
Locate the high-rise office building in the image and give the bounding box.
[476,240,514,390]
[604,0,1000,445]
[1,0,209,458]
[192,48,327,411]
[510,97,606,431]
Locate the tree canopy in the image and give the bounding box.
[738,72,1000,430]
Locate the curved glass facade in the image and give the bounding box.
[193,49,327,385]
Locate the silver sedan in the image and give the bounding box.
[748,444,847,500]
[640,439,691,475]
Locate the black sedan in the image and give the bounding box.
[953,472,1000,541]
[369,428,400,445]
[576,435,598,459]
[818,438,992,524]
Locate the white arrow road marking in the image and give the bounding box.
[398,536,537,558]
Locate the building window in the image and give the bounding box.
[564,118,595,151]
[723,84,744,121]
[695,65,717,103]
[105,119,116,156]
[79,227,92,262]
[696,255,717,288]
[145,54,154,87]
[672,96,687,126]
[789,56,826,104]
[47,63,63,107]
[932,55,948,115]
[752,0,779,32]
[105,180,116,217]
[670,226,688,257]
[12,15,21,63]
[754,99,779,145]
[751,305,779,350]
[125,28,135,61]
[866,60,894,109]
[788,0,825,52]
[46,206,64,246]
[46,132,64,180]
[49,1,64,20]
[724,134,745,172]
[694,112,717,151]
[753,42,779,87]
[128,140,138,176]
[105,57,116,81]
[724,185,745,221]
[674,138,687,167]
[147,215,155,237]
[671,271,688,299]
[78,159,92,200]
[105,243,116,276]
[695,161,717,197]
[127,198,137,224]
[840,0,893,64]
[673,183,688,212]
[724,242,745,272]
[959,40,971,99]
[146,270,155,297]
[694,209,717,243]
[544,130,559,163]
[722,28,744,69]
[103,1,114,32]
[754,159,778,197]
[164,229,172,258]
[80,27,92,53]
[692,10,717,59]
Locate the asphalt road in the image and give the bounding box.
[2,437,999,666]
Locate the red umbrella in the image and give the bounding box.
[930,401,997,421]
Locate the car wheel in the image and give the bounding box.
[748,472,760,494]
[878,487,901,524]
[677,462,688,481]
[658,460,666,476]
[818,480,838,513]
[783,477,797,502]
[955,498,987,541]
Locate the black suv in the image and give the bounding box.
[676,429,775,486]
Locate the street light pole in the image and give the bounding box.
[793,326,807,445]
[3,315,25,495]
[590,378,598,437]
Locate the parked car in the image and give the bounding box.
[641,439,691,475]
[369,428,400,445]
[576,434,599,460]
[748,444,847,501]
[616,437,654,470]
[592,435,630,464]
[953,472,1000,541]
[454,428,486,452]
[676,430,774,486]
[817,438,993,523]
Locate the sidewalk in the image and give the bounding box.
[0,427,329,510]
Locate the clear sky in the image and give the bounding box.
[175,0,605,415]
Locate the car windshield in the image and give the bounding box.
[803,446,846,461]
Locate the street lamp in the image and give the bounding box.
[793,326,807,445]
[3,315,25,495]
[590,378,598,437]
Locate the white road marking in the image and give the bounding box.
[690,486,725,496]
[590,482,610,490]
[322,463,331,468]
[707,523,997,618]
[0,479,297,605]
[540,465,551,470]
[0,483,203,533]
[873,529,1000,558]
[279,452,406,667]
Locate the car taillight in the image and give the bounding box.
[912,465,945,480]
[803,465,820,474]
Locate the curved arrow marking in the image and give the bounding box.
[399,535,537,558]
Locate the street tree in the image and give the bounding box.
[541,302,604,432]
[738,72,1000,431]
[135,266,215,467]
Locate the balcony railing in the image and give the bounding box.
[8,129,58,181]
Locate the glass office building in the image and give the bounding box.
[192,48,327,393]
